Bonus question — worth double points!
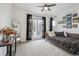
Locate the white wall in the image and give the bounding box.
[13,7,27,42]
[0,4,12,56]
[55,5,79,34]
[46,17,50,32]
[12,6,50,42]
[0,4,12,29]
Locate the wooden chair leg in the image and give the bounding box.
[6,46,9,56]
[9,44,12,56]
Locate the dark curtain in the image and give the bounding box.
[26,14,32,41]
[50,17,53,31]
[42,17,46,38]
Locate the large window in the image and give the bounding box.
[27,14,46,40]
[32,19,43,39]
[53,20,56,27]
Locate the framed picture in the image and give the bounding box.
[62,20,66,24]
[63,25,66,28]
[73,24,77,28]
[63,16,66,19]
[73,17,79,23]
[58,21,62,24]
[73,13,77,17]
[78,17,79,22]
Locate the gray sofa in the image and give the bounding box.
[47,31,79,55]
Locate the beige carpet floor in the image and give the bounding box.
[16,39,73,56]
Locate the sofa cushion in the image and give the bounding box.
[48,31,56,37]
[67,33,79,39]
[46,31,56,38]
[64,31,67,37]
[54,37,67,41]
[53,37,67,45]
[63,38,79,49]
[54,31,65,37]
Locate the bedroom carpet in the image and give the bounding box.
[16,39,73,56]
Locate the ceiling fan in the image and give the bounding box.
[37,3,56,12]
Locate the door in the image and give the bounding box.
[32,19,44,40]
[26,14,46,41]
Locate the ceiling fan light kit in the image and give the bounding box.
[44,6,48,10]
[37,4,56,12]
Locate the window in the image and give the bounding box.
[53,20,56,27]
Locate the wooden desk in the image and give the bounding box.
[0,41,13,56]
[0,41,12,46]
[0,28,16,56]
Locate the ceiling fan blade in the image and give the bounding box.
[37,6,45,7]
[43,3,47,6]
[48,8,51,11]
[41,8,44,12]
[47,4,56,7]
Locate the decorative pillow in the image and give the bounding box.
[0,34,3,41]
[48,31,56,37]
[45,32,49,36]
[67,33,71,37]
[64,31,67,37]
[54,31,65,37]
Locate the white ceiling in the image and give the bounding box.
[13,3,79,16]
